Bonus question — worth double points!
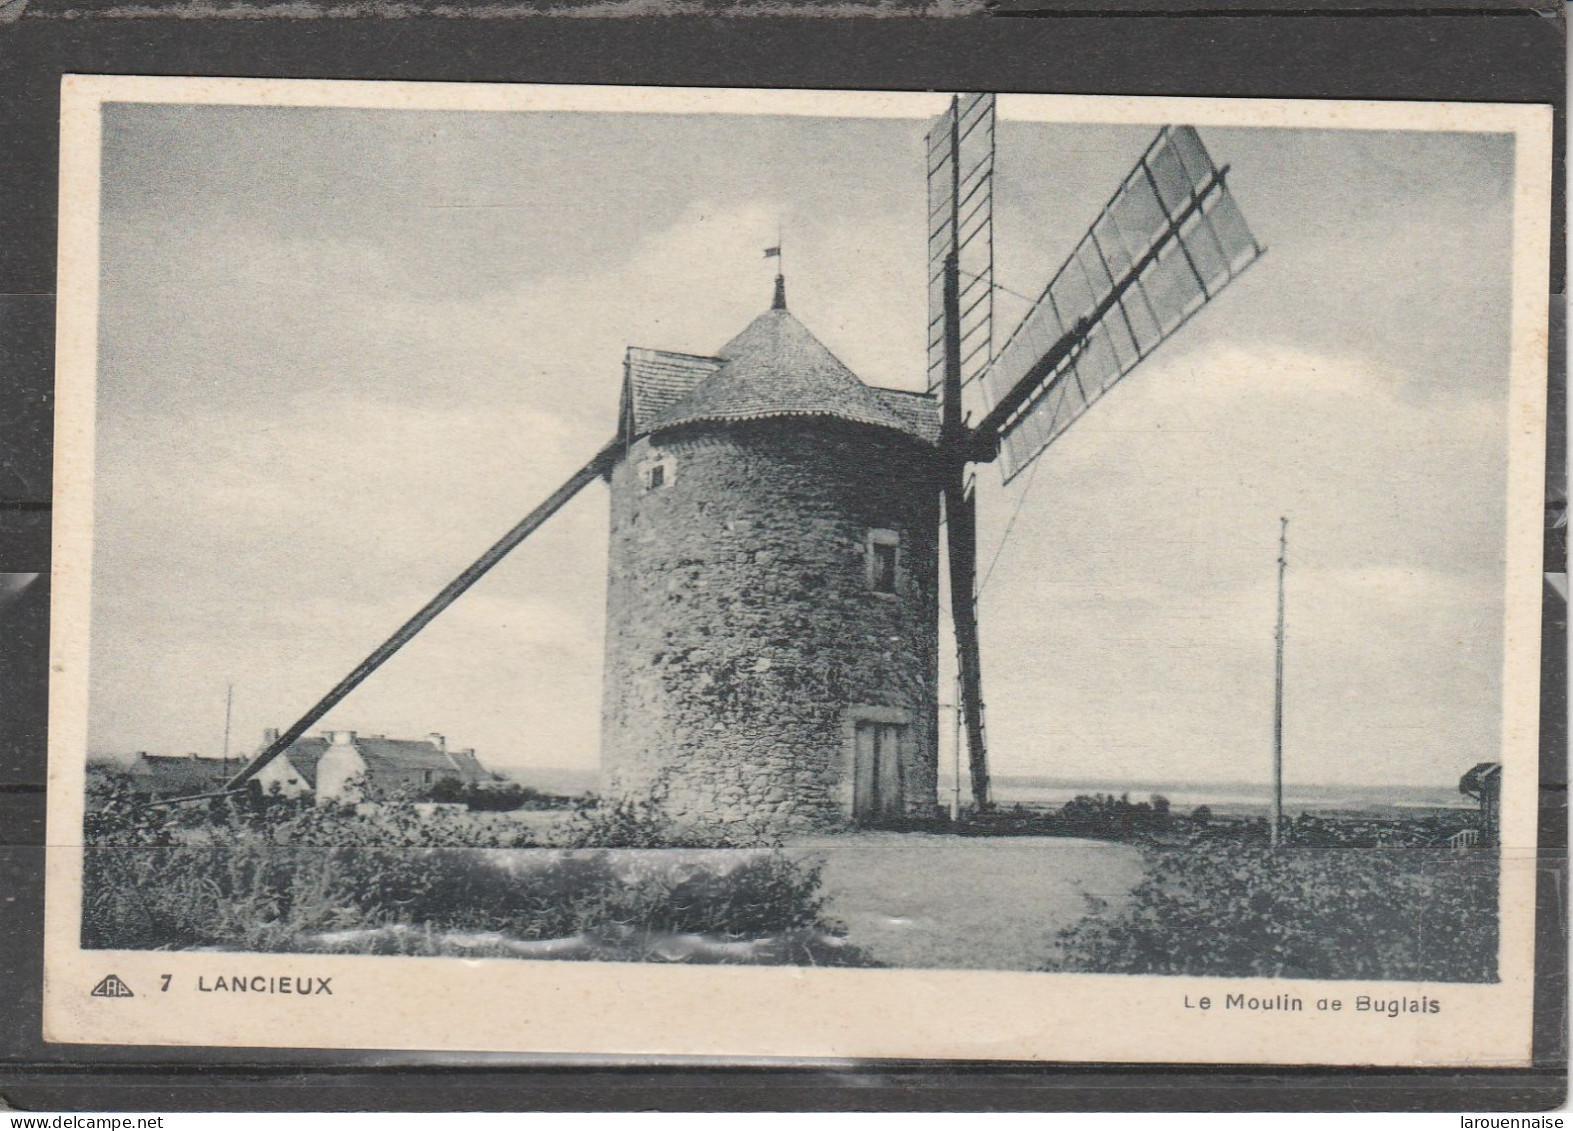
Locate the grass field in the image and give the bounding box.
[792,831,1145,970]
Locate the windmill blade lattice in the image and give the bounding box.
[976,125,1266,480]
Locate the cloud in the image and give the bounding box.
[965,330,1510,787]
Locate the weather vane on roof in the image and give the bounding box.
[764,230,785,308]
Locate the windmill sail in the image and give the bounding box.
[971,125,1265,481]
[929,93,998,809]
[927,93,995,401]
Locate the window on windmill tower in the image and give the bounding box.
[640,456,674,491]
[868,529,900,594]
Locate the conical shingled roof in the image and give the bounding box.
[646,302,921,440]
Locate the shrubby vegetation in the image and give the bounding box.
[960,793,1179,840]
[962,794,1478,849]
[81,772,865,966]
[1044,826,1497,982]
[82,768,1495,980]
[415,777,577,812]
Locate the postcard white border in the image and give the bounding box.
[44,76,1553,1066]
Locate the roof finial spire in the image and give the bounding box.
[772,272,787,311]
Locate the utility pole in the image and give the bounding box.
[1271,517,1288,848]
[221,682,234,776]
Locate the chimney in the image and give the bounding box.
[263,727,280,745]
[329,730,356,746]
[427,732,446,753]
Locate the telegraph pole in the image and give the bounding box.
[1271,517,1288,848]
[221,681,234,776]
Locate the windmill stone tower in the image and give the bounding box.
[600,277,943,830]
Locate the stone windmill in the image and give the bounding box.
[227,95,1263,832]
[601,277,943,828]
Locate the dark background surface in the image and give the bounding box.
[0,2,1565,1111]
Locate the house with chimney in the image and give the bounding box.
[245,728,492,803]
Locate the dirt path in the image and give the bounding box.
[789,832,1147,971]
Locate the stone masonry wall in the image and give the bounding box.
[600,418,940,831]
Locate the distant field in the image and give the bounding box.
[990,777,1472,814]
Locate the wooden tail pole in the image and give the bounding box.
[224,440,618,792]
[1271,515,1288,848]
[947,479,991,809]
[938,95,991,811]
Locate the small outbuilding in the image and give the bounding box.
[1458,762,1502,846]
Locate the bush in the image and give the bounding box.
[1055,792,1174,838]
[80,772,864,966]
[962,792,1177,841]
[549,794,761,850]
[415,779,574,812]
[419,777,467,804]
[1044,834,1497,982]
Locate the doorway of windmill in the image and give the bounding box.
[789,832,1147,971]
[851,720,905,823]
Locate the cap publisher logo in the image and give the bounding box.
[90,973,134,998]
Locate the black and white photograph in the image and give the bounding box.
[44,78,1550,1064]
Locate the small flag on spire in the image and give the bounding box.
[763,246,781,259]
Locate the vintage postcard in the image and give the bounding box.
[44,76,1551,1065]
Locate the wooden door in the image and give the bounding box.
[853,721,905,822]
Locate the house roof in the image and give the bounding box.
[272,738,330,788]
[133,753,227,767]
[446,750,490,782]
[128,753,234,793]
[623,286,939,447]
[1459,761,1502,797]
[353,737,460,776]
[248,735,490,789]
[352,737,491,783]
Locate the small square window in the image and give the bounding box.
[867,530,900,594]
[640,456,674,491]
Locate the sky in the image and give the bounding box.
[87,98,1518,790]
